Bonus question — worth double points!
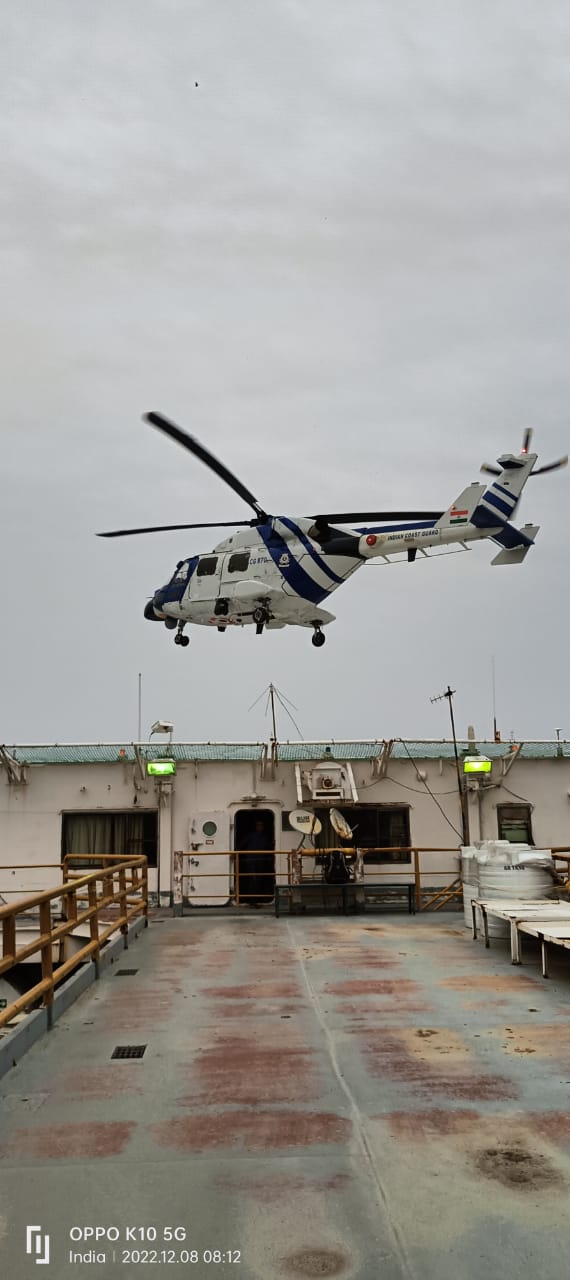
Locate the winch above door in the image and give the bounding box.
[295,761,359,804]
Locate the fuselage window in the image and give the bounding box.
[197,556,218,577]
[228,551,250,573]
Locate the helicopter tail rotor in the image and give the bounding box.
[480,429,567,481]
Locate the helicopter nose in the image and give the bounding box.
[144,598,164,621]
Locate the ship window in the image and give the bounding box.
[61,811,158,868]
[497,804,533,844]
[313,806,411,863]
[197,556,218,577]
[228,551,250,572]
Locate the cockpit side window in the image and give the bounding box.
[196,556,218,577]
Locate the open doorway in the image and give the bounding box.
[234,809,275,905]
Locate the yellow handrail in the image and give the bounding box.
[0,856,148,1030]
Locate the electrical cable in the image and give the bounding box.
[497,782,534,809]
[384,775,459,797]
[273,688,304,740]
[398,740,463,840]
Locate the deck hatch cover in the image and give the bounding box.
[111,1045,147,1059]
[115,969,139,976]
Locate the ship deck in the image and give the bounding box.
[2,911,570,1279]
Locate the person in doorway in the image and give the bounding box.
[237,819,270,907]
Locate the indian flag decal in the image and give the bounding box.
[450,508,468,524]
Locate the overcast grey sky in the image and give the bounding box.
[1,1,569,746]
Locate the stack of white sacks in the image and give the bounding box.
[461,841,557,936]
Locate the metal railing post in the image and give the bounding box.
[2,913,16,968]
[413,849,421,912]
[38,900,54,1025]
[118,867,128,946]
[172,851,183,916]
[88,877,100,976]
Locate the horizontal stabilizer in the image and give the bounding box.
[491,524,539,565]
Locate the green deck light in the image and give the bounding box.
[147,759,176,776]
[463,755,492,774]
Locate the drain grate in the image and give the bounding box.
[115,969,139,976]
[111,1045,147,1060]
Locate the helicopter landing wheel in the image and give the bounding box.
[311,628,326,648]
[252,606,269,626]
[174,633,190,647]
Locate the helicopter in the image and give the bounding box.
[98,416,566,648]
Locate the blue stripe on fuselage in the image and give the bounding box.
[494,482,517,505]
[278,517,346,585]
[355,520,437,534]
[481,490,514,518]
[257,523,330,605]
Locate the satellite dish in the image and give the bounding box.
[289,809,322,836]
[330,808,354,841]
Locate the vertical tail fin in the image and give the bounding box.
[435,482,484,531]
[471,453,537,528]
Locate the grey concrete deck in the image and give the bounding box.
[2,911,570,1279]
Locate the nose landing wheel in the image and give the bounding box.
[174,625,190,648]
[311,626,326,648]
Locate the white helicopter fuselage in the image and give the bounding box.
[147,458,540,637]
[99,413,565,648]
[149,518,360,632]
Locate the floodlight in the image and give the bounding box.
[463,755,492,774]
[147,759,176,776]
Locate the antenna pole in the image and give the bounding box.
[269,683,278,746]
[492,655,500,742]
[269,683,278,769]
[138,672,142,742]
[431,685,470,845]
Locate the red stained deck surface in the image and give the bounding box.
[2,912,570,1278]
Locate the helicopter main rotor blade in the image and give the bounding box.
[313,510,444,524]
[521,427,534,454]
[97,520,254,538]
[144,412,268,521]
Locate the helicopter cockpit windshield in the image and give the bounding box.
[171,559,191,585]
